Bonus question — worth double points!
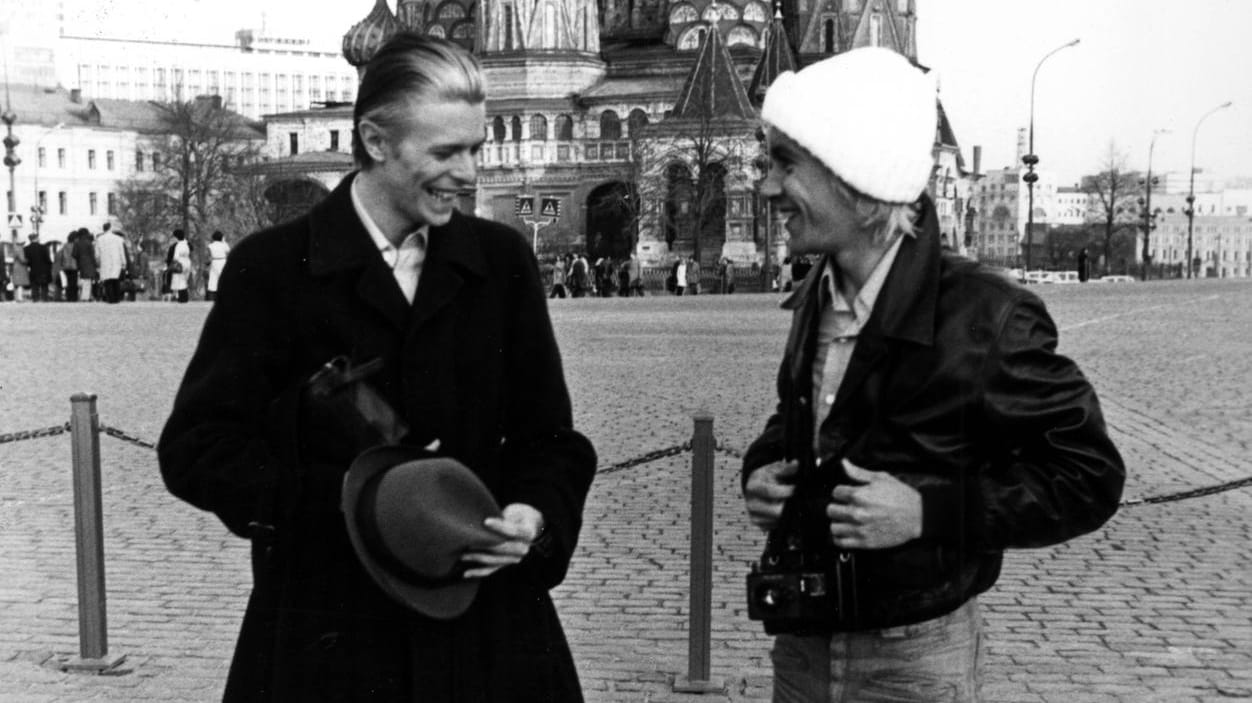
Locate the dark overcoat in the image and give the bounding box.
[23,241,52,285]
[158,173,597,702]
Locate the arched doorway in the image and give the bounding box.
[265,179,330,225]
[585,181,637,261]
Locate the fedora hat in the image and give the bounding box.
[342,445,503,619]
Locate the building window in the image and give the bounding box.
[57,148,66,168]
[627,109,649,138]
[38,191,47,212]
[492,116,506,143]
[152,152,161,170]
[330,130,340,151]
[600,110,621,140]
[58,191,68,215]
[89,192,98,215]
[823,19,835,53]
[38,147,46,167]
[107,150,115,170]
[504,5,514,50]
[870,14,882,47]
[530,114,548,141]
[88,150,97,169]
[290,132,299,155]
[555,114,573,141]
[107,193,117,216]
[136,150,144,171]
[511,116,522,143]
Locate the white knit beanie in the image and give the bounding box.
[761,47,937,204]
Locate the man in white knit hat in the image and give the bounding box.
[740,47,1125,701]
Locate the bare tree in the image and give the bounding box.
[630,104,751,263]
[1081,142,1142,276]
[145,96,266,262]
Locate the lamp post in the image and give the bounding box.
[1138,128,1168,280]
[1185,101,1232,279]
[31,122,65,238]
[1021,38,1079,272]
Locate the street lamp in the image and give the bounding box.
[1138,128,1168,280]
[1185,101,1232,279]
[1022,38,1079,272]
[31,122,65,238]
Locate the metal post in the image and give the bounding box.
[1022,38,1079,272]
[673,412,724,694]
[64,393,126,673]
[1186,101,1232,280]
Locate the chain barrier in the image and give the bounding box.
[0,423,71,445]
[714,441,744,460]
[98,424,158,450]
[598,441,691,475]
[1121,475,1252,508]
[6,420,1249,507]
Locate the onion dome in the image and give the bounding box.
[343,0,402,69]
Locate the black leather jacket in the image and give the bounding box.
[742,197,1125,632]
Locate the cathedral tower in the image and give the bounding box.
[783,0,916,63]
[477,0,605,99]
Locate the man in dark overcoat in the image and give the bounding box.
[158,33,596,702]
[23,232,52,301]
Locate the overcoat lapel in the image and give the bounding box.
[307,173,410,332]
[409,212,488,333]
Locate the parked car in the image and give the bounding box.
[1100,275,1137,283]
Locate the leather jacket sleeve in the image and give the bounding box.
[918,293,1125,550]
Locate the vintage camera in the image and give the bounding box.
[747,541,838,622]
[746,455,856,631]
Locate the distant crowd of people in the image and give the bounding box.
[547,252,646,298]
[546,252,755,298]
[1,225,231,304]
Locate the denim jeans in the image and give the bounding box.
[771,599,982,703]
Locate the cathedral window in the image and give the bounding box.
[600,110,622,141]
[627,109,649,139]
[504,5,515,50]
[555,114,573,141]
[727,26,758,48]
[743,2,769,23]
[429,25,447,38]
[511,116,523,142]
[702,4,738,22]
[677,26,707,51]
[492,116,506,143]
[437,1,466,20]
[531,115,548,141]
[870,14,882,46]
[823,19,835,53]
[669,4,698,24]
[451,21,473,39]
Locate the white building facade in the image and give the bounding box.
[56,32,359,121]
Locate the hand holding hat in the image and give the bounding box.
[343,445,535,619]
[461,503,546,579]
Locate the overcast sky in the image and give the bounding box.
[61,0,1252,187]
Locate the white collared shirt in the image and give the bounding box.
[811,234,907,444]
[350,178,428,304]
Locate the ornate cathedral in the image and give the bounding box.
[262,0,970,266]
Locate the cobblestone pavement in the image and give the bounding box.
[1,279,1250,702]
